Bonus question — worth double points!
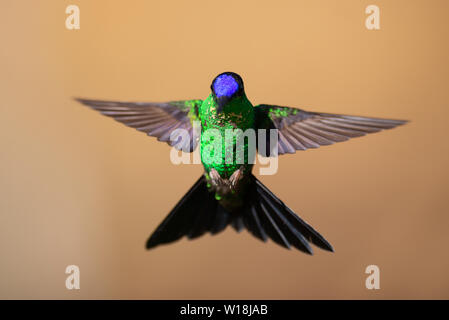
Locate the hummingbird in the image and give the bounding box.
[76,72,406,254]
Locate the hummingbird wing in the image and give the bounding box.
[254,104,407,155]
[76,98,202,152]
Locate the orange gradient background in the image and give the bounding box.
[1,0,448,299]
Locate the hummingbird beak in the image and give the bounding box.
[216,103,224,114]
[215,96,230,114]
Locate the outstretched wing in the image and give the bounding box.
[76,98,202,152]
[255,104,407,155]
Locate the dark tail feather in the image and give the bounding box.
[146,176,230,249]
[146,174,333,254]
[243,176,334,254]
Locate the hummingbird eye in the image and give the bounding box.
[212,74,240,98]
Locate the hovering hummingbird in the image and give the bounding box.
[76,72,406,254]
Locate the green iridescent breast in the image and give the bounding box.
[199,94,255,179]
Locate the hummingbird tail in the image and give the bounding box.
[146,174,334,254]
[146,175,231,250]
[240,175,334,254]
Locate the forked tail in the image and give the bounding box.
[146,175,334,254]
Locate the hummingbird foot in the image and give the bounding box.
[209,167,244,195]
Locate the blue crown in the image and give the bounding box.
[213,74,239,98]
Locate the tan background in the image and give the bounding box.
[1,0,448,299]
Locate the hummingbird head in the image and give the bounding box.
[211,72,244,113]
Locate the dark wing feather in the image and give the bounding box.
[255,104,407,155]
[76,98,202,152]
